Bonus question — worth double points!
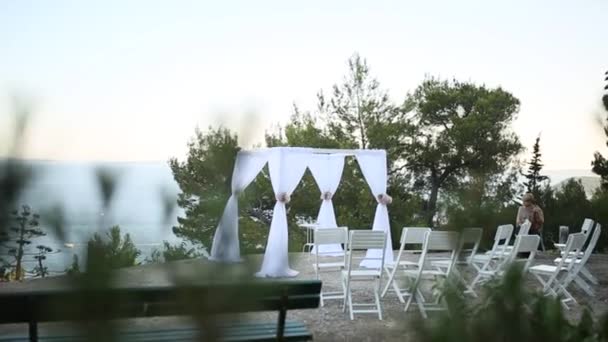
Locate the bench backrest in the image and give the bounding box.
[0,280,322,325]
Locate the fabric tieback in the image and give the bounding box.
[276,192,291,203]
[320,191,333,201]
[377,194,393,205]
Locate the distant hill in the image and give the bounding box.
[552,176,601,198]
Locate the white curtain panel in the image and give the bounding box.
[355,150,394,268]
[308,154,345,256]
[210,151,269,262]
[256,148,309,277]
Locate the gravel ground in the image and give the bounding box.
[1,251,607,341]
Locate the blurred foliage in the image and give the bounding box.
[86,225,141,269]
[148,241,200,263]
[65,254,81,276]
[414,265,608,342]
[0,205,53,280]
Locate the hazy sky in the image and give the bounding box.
[1,0,607,170]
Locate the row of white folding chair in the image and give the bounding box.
[470,224,514,276]
[381,227,431,302]
[313,227,388,320]
[382,227,485,301]
[432,227,483,297]
[470,234,541,289]
[379,228,462,318]
[553,223,602,298]
[530,232,587,309]
[554,218,594,253]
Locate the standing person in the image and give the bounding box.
[516,192,545,250]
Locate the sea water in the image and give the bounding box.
[4,160,187,274]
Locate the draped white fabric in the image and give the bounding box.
[256,149,310,277]
[308,154,345,256]
[210,151,268,262]
[355,151,394,268]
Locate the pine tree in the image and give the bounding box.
[591,70,608,190]
[523,135,549,198]
[0,205,54,280]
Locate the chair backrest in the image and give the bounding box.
[459,228,482,263]
[345,230,387,272]
[418,231,460,277]
[578,223,601,265]
[348,230,386,250]
[313,227,348,274]
[553,232,586,272]
[487,224,514,259]
[504,235,541,272]
[496,224,514,242]
[518,220,532,236]
[314,227,348,245]
[400,227,431,245]
[392,227,431,265]
[581,218,594,235]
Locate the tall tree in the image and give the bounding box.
[286,54,421,242]
[402,78,523,227]
[170,126,276,253]
[318,53,409,167]
[591,70,608,190]
[522,135,549,197]
[0,205,53,280]
[169,127,240,249]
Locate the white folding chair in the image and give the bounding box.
[432,227,483,297]
[553,223,602,297]
[504,220,531,254]
[381,227,431,302]
[402,231,460,319]
[530,232,586,309]
[313,227,348,307]
[472,234,540,288]
[554,218,593,252]
[470,224,513,276]
[341,230,387,320]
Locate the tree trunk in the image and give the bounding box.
[426,182,440,228]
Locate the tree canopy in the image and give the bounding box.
[401,78,523,226]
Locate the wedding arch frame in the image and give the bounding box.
[209,147,393,278]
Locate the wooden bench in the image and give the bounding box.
[0,279,321,341]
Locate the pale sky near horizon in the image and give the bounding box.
[1,0,607,170]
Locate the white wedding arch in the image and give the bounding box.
[209,147,393,278]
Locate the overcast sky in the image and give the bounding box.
[1,0,607,170]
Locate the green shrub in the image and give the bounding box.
[413,265,608,342]
[86,226,141,269]
[148,241,200,263]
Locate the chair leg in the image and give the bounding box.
[348,290,354,320]
[573,276,595,297]
[374,278,383,320]
[580,266,599,285]
[382,266,397,298]
[393,279,406,303]
[404,291,414,313]
[416,291,428,319]
[342,277,348,312]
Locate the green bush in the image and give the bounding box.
[413,265,608,342]
[148,241,200,263]
[86,226,141,269]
